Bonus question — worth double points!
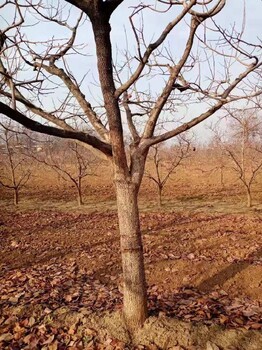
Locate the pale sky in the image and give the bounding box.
[1,0,261,143]
[110,0,261,141]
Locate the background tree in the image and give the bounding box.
[208,136,228,188]
[28,138,97,206]
[0,0,261,331]
[212,108,262,207]
[195,135,229,189]
[146,137,191,207]
[0,124,31,205]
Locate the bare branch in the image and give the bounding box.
[114,0,197,98]
[142,60,262,148]
[32,60,109,141]
[0,102,112,157]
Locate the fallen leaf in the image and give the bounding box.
[0,333,13,342]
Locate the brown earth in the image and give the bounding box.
[1,203,262,299]
[1,162,262,349]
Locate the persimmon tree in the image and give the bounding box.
[0,0,261,330]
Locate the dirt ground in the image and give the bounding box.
[1,165,262,349]
[1,203,262,301]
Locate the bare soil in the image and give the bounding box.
[1,193,262,349]
[1,160,262,349]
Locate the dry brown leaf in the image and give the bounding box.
[0,333,13,342]
[43,334,55,345]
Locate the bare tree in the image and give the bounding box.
[196,136,229,188]
[28,139,97,206]
[146,138,191,207]
[209,138,228,188]
[0,124,31,205]
[0,0,261,330]
[212,109,262,207]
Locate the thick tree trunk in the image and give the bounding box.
[115,179,148,331]
[91,9,148,332]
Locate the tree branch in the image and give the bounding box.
[142,60,261,149]
[142,16,200,139]
[33,61,109,141]
[0,102,112,157]
[0,59,74,132]
[114,0,197,98]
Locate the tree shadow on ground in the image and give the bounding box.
[197,246,262,292]
[141,212,225,235]
[0,235,120,275]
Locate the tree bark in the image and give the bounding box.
[158,186,163,207]
[14,187,19,206]
[115,179,148,331]
[246,187,252,208]
[91,10,147,331]
[77,180,83,206]
[77,187,83,206]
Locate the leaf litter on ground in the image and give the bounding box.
[1,208,262,349]
[0,260,262,349]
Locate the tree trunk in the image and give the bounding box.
[115,179,148,331]
[158,185,163,207]
[246,187,252,208]
[14,187,19,206]
[77,189,83,206]
[77,180,83,206]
